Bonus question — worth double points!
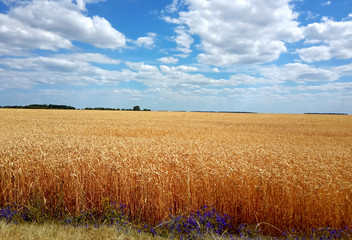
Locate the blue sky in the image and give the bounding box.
[0,0,351,113]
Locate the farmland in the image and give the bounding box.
[0,109,351,236]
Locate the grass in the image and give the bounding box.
[0,221,165,240]
[0,109,351,239]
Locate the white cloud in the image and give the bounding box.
[1,0,126,52]
[134,33,157,49]
[126,62,159,72]
[157,56,179,64]
[160,65,198,73]
[176,65,198,72]
[122,62,343,90]
[165,0,182,13]
[229,74,268,86]
[170,0,303,65]
[114,88,143,101]
[0,13,72,55]
[342,13,352,21]
[162,16,181,24]
[297,16,352,62]
[0,55,134,88]
[1,55,350,113]
[260,63,339,83]
[296,45,332,62]
[0,56,81,72]
[305,11,320,21]
[173,26,193,54]
[55,53,120,64]
[0,0,23,6]
[0,53,120,70]
[0,68,34,90]
[333,63,352,76]
[292,82,352,92]
[0,54,345,97]
[122,63,212,89]
[75,0,104,11]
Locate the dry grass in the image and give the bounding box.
[0,220,165,240]
[0,109,351,232]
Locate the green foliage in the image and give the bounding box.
[1,104,75,109]
[84,107,120,111]
[133,105,141,111]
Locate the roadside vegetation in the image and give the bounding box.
[2,205,351,239]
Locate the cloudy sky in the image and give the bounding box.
[0,0,351,113]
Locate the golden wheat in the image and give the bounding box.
[0,109,351,231]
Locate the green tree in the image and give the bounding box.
[133,105,141,111]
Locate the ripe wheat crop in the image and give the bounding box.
[0,109,351,233]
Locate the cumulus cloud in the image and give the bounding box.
[165,0,183,13]
[162,16,181,24]
[0,13,72,55]
[333,63,352,76]
[1,54,350,113]
[157,56,179,64]
[0,56,82,72]
[166,0,303,65]
[0,0,126,54]
[0,55,133,88]
[114,88,143,101]
[74,0,104,11]
[305,11,320,21]
[173,26,193,54]
[54,53,120,64]
[297,16,352,62]
[292,82,352,92]
[260,63,339,83]
[0,53,120,71]
[160,65,198,73]
[0,58,210,91]
[134,33,157,49]
[126,62,159,72]
[0,68,34,90]
[122,62,343,90]
[229,74,268,86]
[122,63,215,89]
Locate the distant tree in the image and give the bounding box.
[133,105,141,111]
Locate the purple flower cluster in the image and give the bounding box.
[306,227,352,240]
[0,206,18,222]
[155,206,234,239]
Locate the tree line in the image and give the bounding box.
[84,106,150,111]
[0,104,75,109]
[0,104,150,111]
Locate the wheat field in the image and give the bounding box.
[0,109,351,232]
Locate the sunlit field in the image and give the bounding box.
[0,109,351,236]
